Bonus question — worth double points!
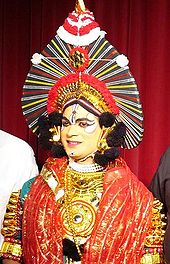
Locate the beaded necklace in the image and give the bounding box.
[68,160,104,173]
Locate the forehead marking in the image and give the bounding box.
[70,104,79,124]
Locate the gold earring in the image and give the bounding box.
[97,124,116,154]
[49,126,61,142]
[97,137,108,154]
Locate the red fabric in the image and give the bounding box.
[0,0,170,185]
[22,157,153,263]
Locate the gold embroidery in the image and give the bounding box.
[140,199,166,264]
[1,191,21,237]
[0,241,22,257]
[57,81,111,114]
[62,168,104,257]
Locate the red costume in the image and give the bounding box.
[22,158,153,263]
[0,1,166,263]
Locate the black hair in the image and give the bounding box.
[63,238,84,261]
[94,112,126,167]
[37,112,67,158]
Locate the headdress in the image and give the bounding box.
[22,0,143,149]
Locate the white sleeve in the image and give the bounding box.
[0,135,39,247]
[11,141,39,191]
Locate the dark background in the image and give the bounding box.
[0,0,170,186]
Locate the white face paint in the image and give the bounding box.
[61,104,102,164]
[61,105,98,134]
[84,113,98,133]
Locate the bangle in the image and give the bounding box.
[0,241,22,261]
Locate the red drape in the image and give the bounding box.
[0,0,170,186]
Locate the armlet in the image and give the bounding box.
[0,191,22,261]
[0,238,22,261]
[140,199,166,264]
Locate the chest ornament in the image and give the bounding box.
[62,167,104,257]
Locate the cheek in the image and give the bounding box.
[84,128,101,144]
[61,125,65,131]
[84,123,98,133]
[60,129,67,142]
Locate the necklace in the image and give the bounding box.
[62,167,104,258]
[69,160,104,173]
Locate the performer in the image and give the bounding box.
[0,130,38,262]
[149,147,170,264]
[0,1,166,263]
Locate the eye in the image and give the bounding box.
[78,121,95,128]
[79,121,88,128]
[62,119,70,127]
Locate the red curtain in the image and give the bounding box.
[0,0,170,186]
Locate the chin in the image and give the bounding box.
[71,155,82,161]
[70,154,85,162]
[67,152,80,159]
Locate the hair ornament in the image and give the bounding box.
[49,126,61,143]
[97,124,116,154]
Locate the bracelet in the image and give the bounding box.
[0,241,22,261]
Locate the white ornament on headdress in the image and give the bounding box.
[100,30,107,38]
[31,53,44,65]
[57,10,101,46]
[57,26,101,46]
[116,54,129,68]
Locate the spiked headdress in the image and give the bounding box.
[22,0,143,149]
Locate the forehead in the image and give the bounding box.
[63,104,97,120]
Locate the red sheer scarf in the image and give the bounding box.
[22,158,153,263]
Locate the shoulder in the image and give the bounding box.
[161,146,170,162]
[105,157,150,190]
[103,158,152,205]
[45,157,68,172]
[105,157,132,179]
[21,177,37,202]
[165,146,170,153]
[153,146,170,176]
[41,156,68,182]
[9,135,34,154]
[0,130,34,155]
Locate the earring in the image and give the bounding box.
[97,124,116,154]
[49,126,61,142]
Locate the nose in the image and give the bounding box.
[66,124,78,137]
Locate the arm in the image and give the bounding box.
[3,260,20,264]
[149,147,170,263]
[149,147,170,213]
[140,199,166,263]
[164,179,170,263]
[1,192,22,263]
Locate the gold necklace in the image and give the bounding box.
[63,167,104,257]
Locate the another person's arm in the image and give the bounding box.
[149,147,170,263]
[3,260,20,264]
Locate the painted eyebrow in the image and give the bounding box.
[62,117,95,123]
[62,117,70,121]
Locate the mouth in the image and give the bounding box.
[67,140,81,147]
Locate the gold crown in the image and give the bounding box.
[57,80,111,114]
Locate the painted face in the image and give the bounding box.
[61,104,102,164]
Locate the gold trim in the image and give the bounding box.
[144,199,166,247]
[57,80,111,114]
[63,167,104,258]
[0,241,22,257]
[140,199,166,263]
[1,191,21,237]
